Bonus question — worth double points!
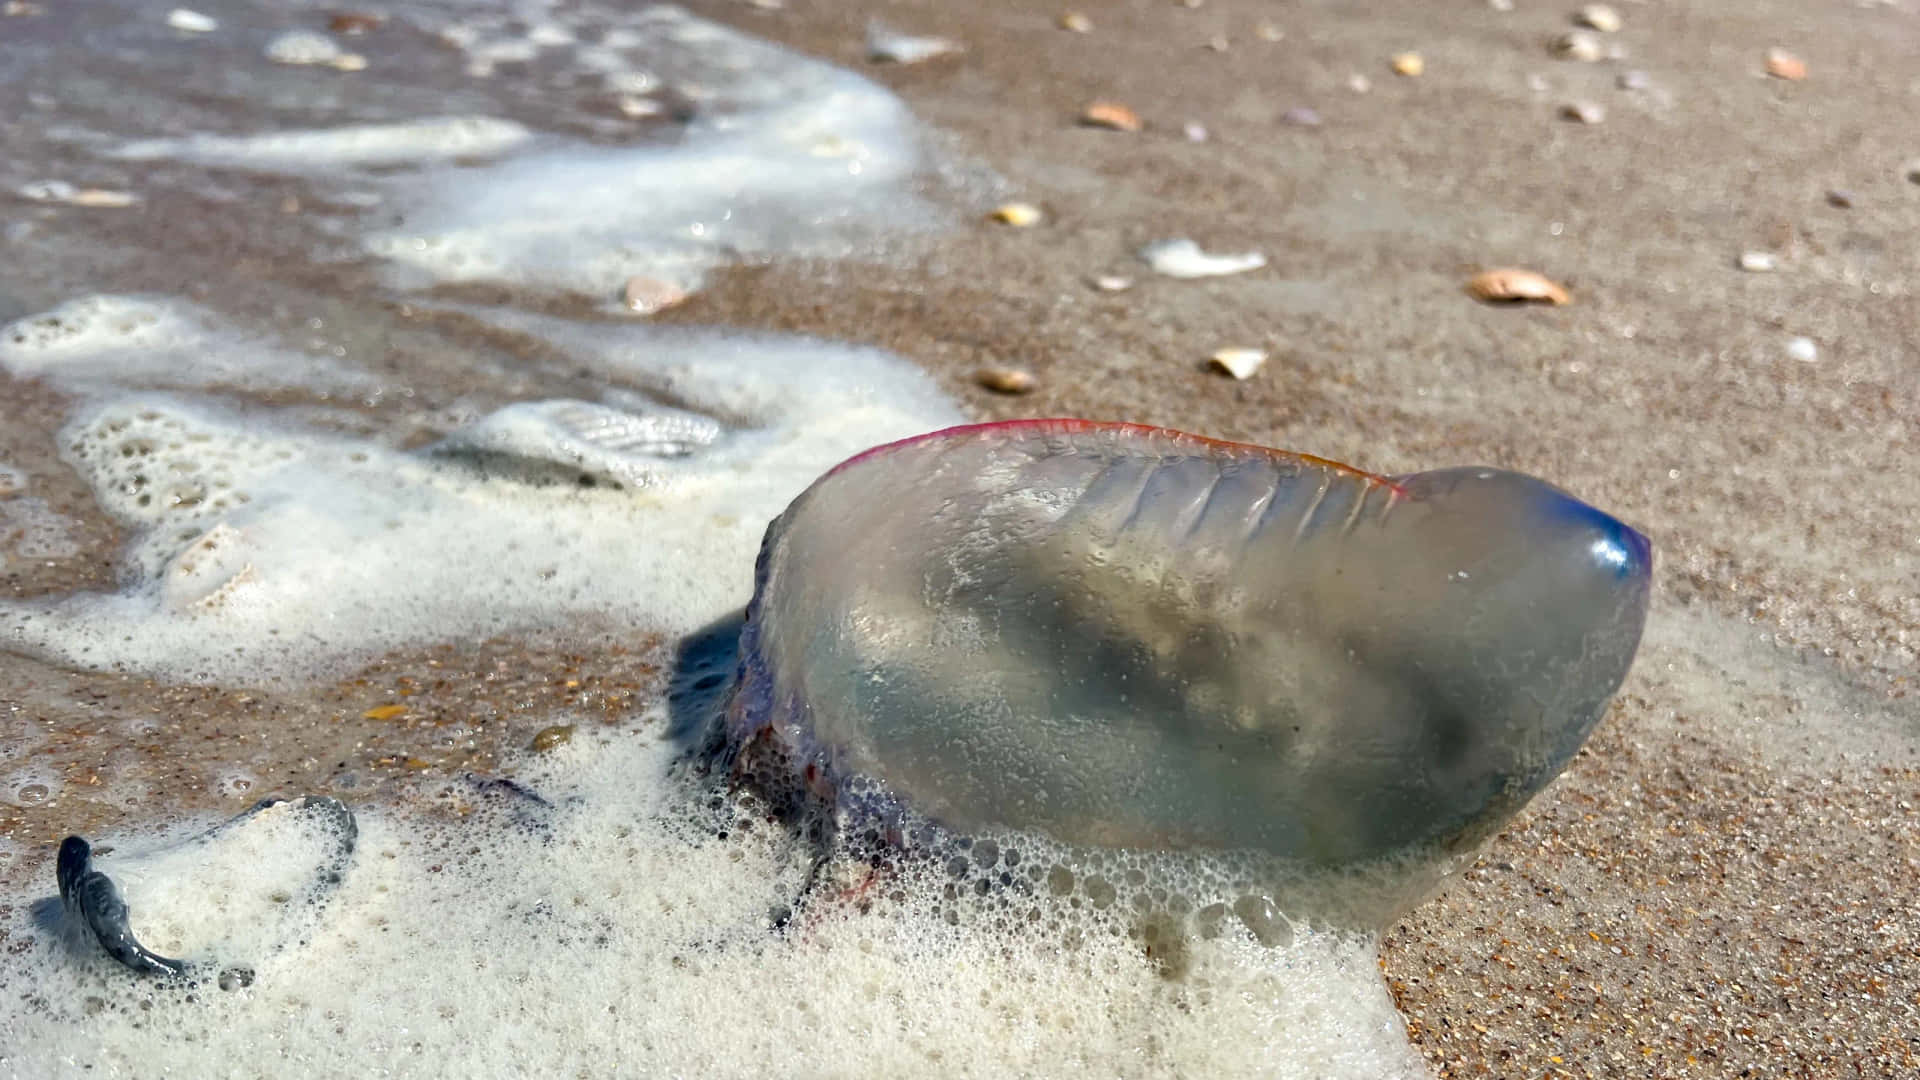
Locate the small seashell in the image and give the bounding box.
[866,21,961,64]
[1488,0,1514,10]
[1081,101,1143,132]
[1468,268,1571,305]
[1616,69,1650,90]
[975,367,1037,395]
[1059,11,1092,33]
[328,12,384,34]
[362,703,407,721]
[1785,336,1818,362]
[1209,347,1268,380]
[1553,31,1603,62]
[622,275,690,315]
[1139,238,1267,279]
[66,188,140,208]
[1280,106,1322,127]
[1765,48,1806,81]
[1254,22,1284,42]
[1205,35,1230,52]
[166,8,217,32]
[1090,274,1133,292]
[990,202,1043,227]
[1574,4,1622,32]
[1182,121,1208,142]
[1560,101,1605,124]
[1737,251,1777,273]
[1348,72,1372,93]
[1391,52,1424,77]
[329,52,368,72]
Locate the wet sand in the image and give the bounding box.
[3,0,1918,1076]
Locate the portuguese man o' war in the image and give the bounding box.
[718,419,1650,916]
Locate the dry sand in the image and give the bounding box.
[2,0,1917,1076]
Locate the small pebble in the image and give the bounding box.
[362,704,407,721]
[1560,101,1606,124]
[991,202,1043,227]
[1280,106,1322,127]
[1059,11,1092,33]
[1738,251,1777,272]
[1090,274,1134,292]
[1575,4,1623,32]
[328,12,385,34]
[1182,121,1208,142]
[623,275,690,315]
[1209,347,1268,380]
[1348,73,1372,93]
[1553,31,1603,62]
[266,30,343,66]
[1825,189,1854,208]
[530,725,576,753]
[1081,101,1144,132]
[1139,238,1267,278]
[1391,52,1425,77]
[1616,69,1650,90]
[975,367,1038,395]
[866,22,961,64]
[1205,35,1230,52]
[1785,336,1818,362]
[1765,47,1806,81]
[166,8,217,32]
[1467,268,1571,305]
[1254,23,1284,42]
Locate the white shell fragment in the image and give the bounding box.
[1738,251,1777,273]
[866,22,961,64]
[1575,4,1622,32]
[1209,347,1268,379]
[14,181,139,208]
[1139,238,1267,279]
[165,8,217,32]
[1553,31,1603,62]
[266,30,343,66]
[1785,336,1818,362]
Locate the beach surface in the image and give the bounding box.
[1,0,1916,1076]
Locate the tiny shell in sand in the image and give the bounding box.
[1468,268,1571,305]
[1059,11,1091,33]
[975,367,1038,394]
[166,8,217,32]
[1560,101,1605,124]
[1391,52,1424,77]
[990,202,1043,226]
[1553,31,1603,61]
[1575,4,1622,32]
[1209,347,1268,379]
[1765,48,1807,81]
[1081,102,1143,132]
[623,276,690,315]
[1140,238,1267,278]
[866,22,961,64]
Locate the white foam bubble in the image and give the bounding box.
[0,295,376,396]
[0,309,959,685]
[2,732,1430,1079]
[111,116,534,171]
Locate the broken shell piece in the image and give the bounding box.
[1785,336,1818,362]
[1553,31,1603,62]
[975,367,1037,395]
[162,523,255,611]
[1468,268,1571,305]
[1209,347,1268,379]
[1737,251,1777,273]
[1254,22,1284,42]
[1059,11,1092,32]
[1090,274,1133,292]
[330,52,368,72]
[866,21,961,64]
[1140,238,1267,279]
[990,202,1043,227]
[1347,73,1373,93]
[15,181,140,208]
[166,8,217,32]
[1574,4,1622,32]
[1182,121,1208,142]
[1560,101,1605,124]
[623,276,689,315]
[1765,48,1806,81]
[1081,101,1143,132]
[1391,52,1424,77]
